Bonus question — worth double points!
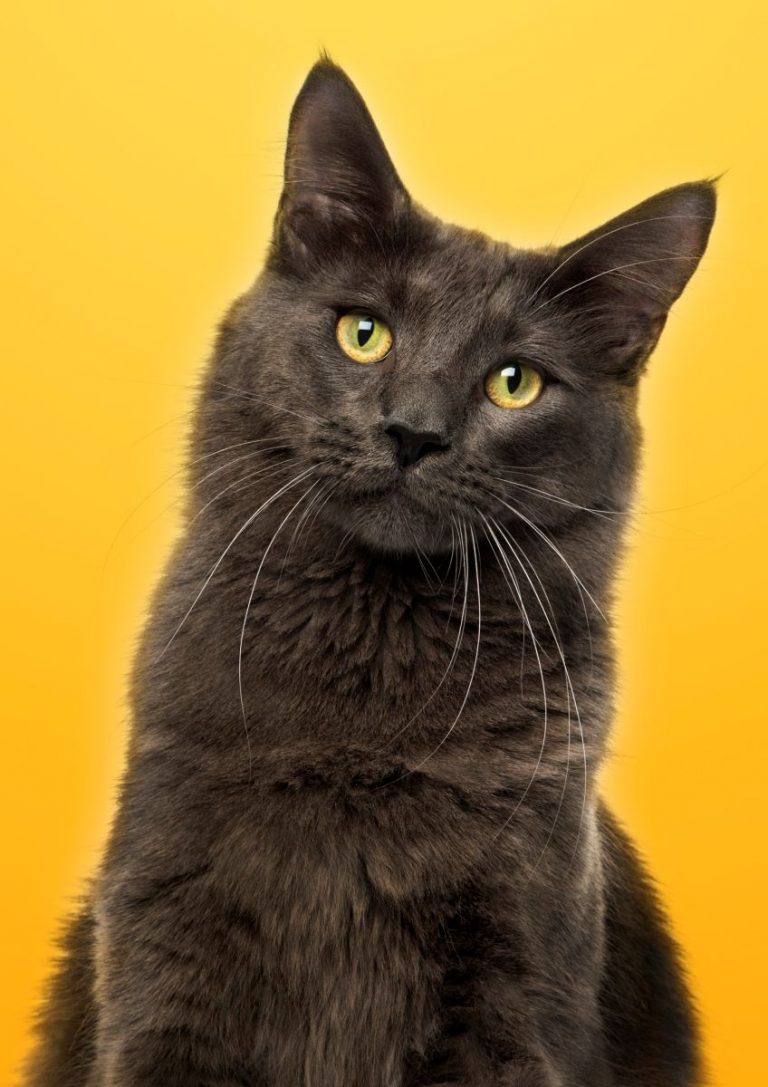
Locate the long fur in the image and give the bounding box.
[23,59,715,1086]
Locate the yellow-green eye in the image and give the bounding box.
[336,312,393,364]
[485,362,544,410]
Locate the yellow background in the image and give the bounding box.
[2,3,766,1083]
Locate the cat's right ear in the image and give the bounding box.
[270,58,409,273]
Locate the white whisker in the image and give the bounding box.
[212,380,332,426]
[490,475,622,520]
[391,519,481,778]
[483,487,606,626]
[481,516,550,837]
[188,458,303,530]
[493,519,588,871]
[278,478,336,579]
[526,213,711,307]
[191,434,293,468]
[100,437,294,581]
[157,464,317,660]
[379,514,469,751]
[530,255,693,317]
[238,480,320,781]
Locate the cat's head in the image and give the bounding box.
[203,59,715,560]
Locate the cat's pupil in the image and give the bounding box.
[503,365,521,394]
[357,318,374,347]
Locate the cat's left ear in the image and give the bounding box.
[270,58,409,272]
[546,181,717,377]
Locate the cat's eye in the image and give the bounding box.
[336,312,393,364]
[485,362,544,410]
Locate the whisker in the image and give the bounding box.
[481,516,550,837]
[194,445,292,491]
[332,520,360,562]
[407,522,441,592]
[492,519,588,871]
[379,514,469,751]
[482,486,606,626]
[191,435,293,467]
[530,255,695,317]
[157,464,317,659]
[490,475,623,520]
[212,380,332,426]
[238,479,321,781]
[122,406,199,451]
[119,459,303,566]
[443,517,461,629]
[100,438,293,582]
[492,461,570,474]
[385,519,481,780]
[188,458,303,530]
[526,213,712,307]
[299,477,340,548]
[489,487,595,674]
[278,477,336,578]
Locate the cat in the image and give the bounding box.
[24,58,715,1087]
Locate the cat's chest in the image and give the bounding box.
[150,539,597,787]
[237,550,518,717]
[215,742,518,914]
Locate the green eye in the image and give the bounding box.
[485,362,544,410]
[336,312,393,364]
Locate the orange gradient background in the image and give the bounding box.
[2,3,766,1084]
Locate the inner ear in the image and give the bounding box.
[271,58,409,272]
[541,181,716,376]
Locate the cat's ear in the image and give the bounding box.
[270,58,409,272]
[546,181,716,377]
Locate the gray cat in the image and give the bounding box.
[24,58,715,1086]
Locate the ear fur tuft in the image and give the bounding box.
[544,180,717,375]
[271,60,408,272]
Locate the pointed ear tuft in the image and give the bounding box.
[546,181,717,376]
[271,60,409,272]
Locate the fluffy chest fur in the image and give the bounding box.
[24,57,712,1087]
[123,507,610,940]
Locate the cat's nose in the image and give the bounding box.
[384,421,451,469]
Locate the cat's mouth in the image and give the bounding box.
[325,474,454,555]
[338,471,440,516]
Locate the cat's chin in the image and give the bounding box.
[325,491,455,557]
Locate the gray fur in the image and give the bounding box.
[24,59,715,1086]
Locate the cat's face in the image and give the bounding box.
[204,61,715,559]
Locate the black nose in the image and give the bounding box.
[384,422,450,469]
